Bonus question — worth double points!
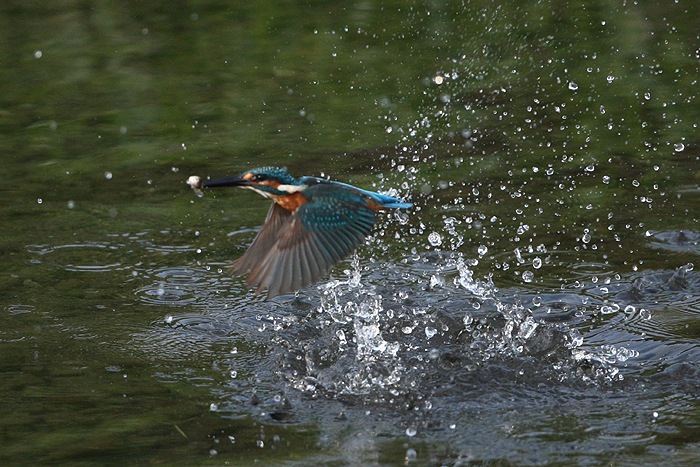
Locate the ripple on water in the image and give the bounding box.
[106,228,198,248]
[132,308,272,387]
[5,304,36,315]
[553,264,700,371]
[569,261,617,277]
[647,230,700,254]
[136,266,232,306]
[134,313,236,359]
[26,242,123,272]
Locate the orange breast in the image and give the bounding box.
[274,192,308,212]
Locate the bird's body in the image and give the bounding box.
[188,167,412,298]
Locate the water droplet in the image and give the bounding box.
[428,232,442,247]
[585,164,595,172]
[522,271,534,283]
[425,327,437,339]
[209,403,218,411]
[104,171,113,180]
[518,316,539,339]
[674,142,684,152]
[429,275,444,288]
[34,50,43,59]
[37,198,43,204]
[606,75,615,83]
[632,180,640,187]
[602,175,611,184]
[533,257,542,269]
[568,81,579,91]
[406,426,417,437]
[405,448,417,462]
[514,247,525,264]
[477,245,488,256]
[67,200,75,209]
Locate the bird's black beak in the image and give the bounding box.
[201,175,250,188]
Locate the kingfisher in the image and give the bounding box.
[187,167,412,298]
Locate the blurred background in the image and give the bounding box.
[1,1,698,464]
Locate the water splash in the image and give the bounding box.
[275,250,630,406]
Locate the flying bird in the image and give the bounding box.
[188,167,412,298]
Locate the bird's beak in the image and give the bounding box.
[201,175,250,188]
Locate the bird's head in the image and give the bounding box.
[201,167,305,198]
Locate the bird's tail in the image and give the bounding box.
[359,189,413,209]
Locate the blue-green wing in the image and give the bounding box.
[244,185,376,297]
[300,176,413,209]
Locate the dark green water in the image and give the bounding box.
[1,1,699,465]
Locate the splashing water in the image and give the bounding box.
[274,247,629,407]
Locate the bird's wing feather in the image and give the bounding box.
[241,185,376,297]
[232,203,291,276]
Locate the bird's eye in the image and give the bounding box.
[252,174,267,182]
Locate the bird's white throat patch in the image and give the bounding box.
[245,184,307,199]
[277,184,307,194]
